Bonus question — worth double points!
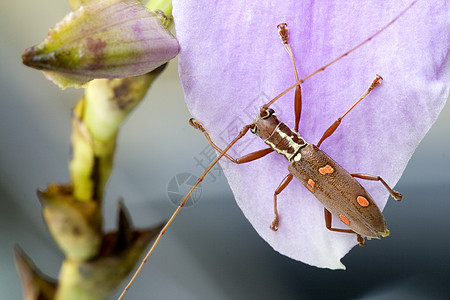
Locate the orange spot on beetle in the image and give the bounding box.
[357,196,369,207]
[319,164,334,175]
[307,179,315,192]
[339,214,350,225]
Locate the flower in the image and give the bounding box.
[22,0,179,88]
[173,0,449,269]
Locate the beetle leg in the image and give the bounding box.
[277,23,303,131]
[324,208,365,246]
[270,173,294,231]
[351,173,402,201]
[118,123,253,298]
[189,118,275,163]
[293,85,302,132]
[232,148,275,164]
[316,75,383,148]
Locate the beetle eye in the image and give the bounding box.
[250,125,257,134]
[262,108,275,119]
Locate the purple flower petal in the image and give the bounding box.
[173,1,449,269]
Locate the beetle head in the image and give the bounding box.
[250,107,280,140]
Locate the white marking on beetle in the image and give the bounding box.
[264,123,305,160]
[293,152,302,162]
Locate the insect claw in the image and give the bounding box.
[375,74,383,82]
[368,74,383,91]
[356,235,365,246]
[189,118,205,132]
[270,218,279,231]
[392,191,403,201]
[277,23,289,45]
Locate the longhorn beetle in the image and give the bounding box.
[119,1,418,298]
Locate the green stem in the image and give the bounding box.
[70,72,158,202]
[146,0,173,19]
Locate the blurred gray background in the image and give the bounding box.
[1,1,449,299]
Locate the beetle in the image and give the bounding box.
[118,1,417,298]
[189,22,403,246]
[190,72,400,247]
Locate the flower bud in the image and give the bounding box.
[38,184,102,261]
[56,201,164,300]
[22,0,179,88]
[14,246,57,300]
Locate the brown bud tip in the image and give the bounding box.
[14,246,57,300]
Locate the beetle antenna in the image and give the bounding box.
[118,124,251,299]
[263,0,419,109]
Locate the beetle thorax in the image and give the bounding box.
[251,108,307,161]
